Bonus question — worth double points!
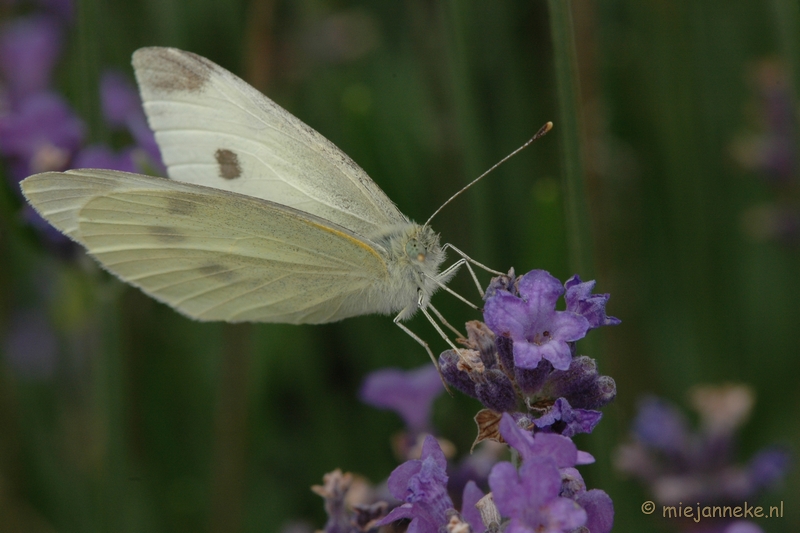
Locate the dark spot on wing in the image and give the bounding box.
[165,195,198,216]
[215,149,242,180]
[148,226,187,244]
[138,48,210,93]
[198,263,236,282]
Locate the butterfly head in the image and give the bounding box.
[403,225,444,269]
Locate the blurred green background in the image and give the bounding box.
[1,0,798,532]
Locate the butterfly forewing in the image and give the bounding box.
[132,47,407,240]
[21,170,391,324]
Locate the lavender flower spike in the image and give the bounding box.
[375,435,454,533]
[484,270,590,371]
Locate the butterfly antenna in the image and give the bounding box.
[424,121,553,227]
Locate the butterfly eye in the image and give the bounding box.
[405,239,427,262]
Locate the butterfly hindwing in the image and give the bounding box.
[21,169,392,324]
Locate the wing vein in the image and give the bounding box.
[194,273,293,316]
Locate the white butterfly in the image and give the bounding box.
[21,47,501,361]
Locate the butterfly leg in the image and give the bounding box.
[393,310,453,395]
[442,243,503,276]
[393,314,438,368]
[425,268,480,310]
[439,256,484,298]
[442,243,504,298]
[427,302,464,338]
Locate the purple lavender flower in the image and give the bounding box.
[564,275,620,330]
[359,365,444,434]
[375,435,454,533]
[499,413,594,466]
[447,439,507,513]
[489,458,587,533]
[353,270,619,533]
[532,397,602,438]
[541,356,617,410]
[440,271,615,441]
[574,490,614,533]
[496,414,614,533]
[460,481,486,533]
[438,349,478,398]
[484,270,590,371]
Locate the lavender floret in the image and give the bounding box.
[484,270,590,371]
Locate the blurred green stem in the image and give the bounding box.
[210,324,252,533]
[546,0,594,278]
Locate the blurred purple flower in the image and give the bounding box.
[723,522,764,533]
[460,481,486,533]
[360,365,443,433]
[375,435,454,533]
[100,70,142,127]
[21,204,74,250]
[0,15,62,100]
[747,447,791,490]
[564,275,620,330]
[750,61,797,182]
[484,270,589,370]
[0,91,85,179]
[72,144,139,173]
[632,396,690,455]
[447,440,507,512]
[574,490,614,533]
[99,70,165,173]
[616,387,791,511]
[3,308,58,379]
